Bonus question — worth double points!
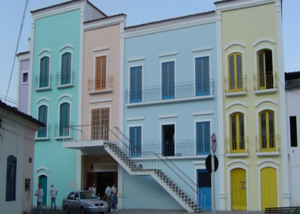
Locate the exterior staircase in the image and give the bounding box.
[103,128,206,213]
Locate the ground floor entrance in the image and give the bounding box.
[231,168,246,210]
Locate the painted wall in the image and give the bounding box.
[123,20,219,210]
[0,110,39,214]
[220,1,285,211]
[31,9,81,206]
[18,58,30,114]
[286,88,300,205]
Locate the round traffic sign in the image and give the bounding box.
[205,154,219,173]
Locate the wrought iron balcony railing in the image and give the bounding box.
[88,75,113,92]
[90,124,109,141]
[256,134,279,153]
[225,136,248,155]
[224,75,246,93]
[254,72,277,91]
[56,70,74,87]
[125,80,214,104]
[34,74,52,90]
[36,124,51,140]
[54,122,74,139]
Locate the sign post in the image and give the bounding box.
[211,133,217,214]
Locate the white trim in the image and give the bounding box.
[257,162,280,210]
[160,59,177,99]
[38,49,52,56]
[227,159,250,167]
[57,100,72,138]
[257,159,280,167]
[89,105,112,141]
[21,70,29,85]
[254,99,278,108]
[36,97,50,104]
[89,98,112,104]
[253,38,276,47]
[36,167,50,173]
[60,44,74,51]
[158,52,178,58]
[127,57,145,62]
[225,91,247,97]
[36,102,50,139]
[127,63,145,102]
[93,46,110,52]
[36,172,50,206]
[126,117,145,122]
[84,15,126,31]
[58,94,72,101]
[224,42,246,51]
[127,123,144,153]
[194,119,213,156]
[193,111,214,116]
[192,46,213,53]
[58,48,74,87]
[37,52,52,90]
[226,102,248,110]
[158,114,178,119]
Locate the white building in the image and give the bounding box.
[285,71,300,206]
[0,100,43,214]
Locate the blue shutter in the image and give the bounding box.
[130,66,142,103]
[196,57,210,96]
[40,56,49,87]
[162,61,175,100]
[59,103,70,136]
[196,122,210,154]
[38,105,48,137]
[129,127,142,157]
[61,52,71,85]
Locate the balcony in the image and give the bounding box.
[254,72,277,94]
[88,75,113,94]
[35,124,51,141]
[225,137,249,157]
[34,74,52,91]
[256,135,279,156]
[54,122,75,140]
[125,80,214,106]
[56,71,74,88]
[224,75,247,96]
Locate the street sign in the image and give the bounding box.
[205,154,219,173]
[211,133,217,153]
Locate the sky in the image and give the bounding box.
[0,0,299,106]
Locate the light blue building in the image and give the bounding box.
[28,1,106,207]
[120,11,219,211]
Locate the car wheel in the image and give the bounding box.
[65,206,70,214]
[81,207,85,214]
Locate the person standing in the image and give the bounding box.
[35,183,44,214]
[110,183,118,211]
[104,184,111,212]
[50,184,58,210]
[92,183,97,195]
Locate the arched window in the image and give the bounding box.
[257,49,273,89]
[40,56,50,87]
[228,53,243,92]
[59,102,70,136]
[230,112,245,153]
[259,110,275,152]
[61,52,71,85]
[37,105,48,138]
[6,155,17,201]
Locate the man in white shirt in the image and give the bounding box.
[104,184,111,212]
[35,183,44,214]
[50,184,58,210]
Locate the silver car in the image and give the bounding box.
[62,191,108,214]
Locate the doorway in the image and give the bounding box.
[261,167,277,211]
[38,175,48,206]
[162,124,174,156]
[197,169,211,210]
[231,168,246,210]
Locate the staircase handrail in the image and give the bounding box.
[111,126,202,198]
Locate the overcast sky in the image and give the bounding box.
[0,0,299,106]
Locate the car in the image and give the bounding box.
[62,190,108,214]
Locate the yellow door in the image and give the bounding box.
[261,167,277,211]
[231,168,247,210]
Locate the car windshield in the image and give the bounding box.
[80,192,98,199]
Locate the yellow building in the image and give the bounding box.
[215,0,290,211]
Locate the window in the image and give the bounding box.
[257,49,273,89]
[95,56,107,90]
[196,122,210,154]
[6,155,17,201]
[259,110,275,152]
[91,108,110,140]
[196,56,210,95]
[22,72,28,83]
[129,126,142,157]
[162,61,175,100]
[228,53,243,92]
[59,103,70,137]
[230,113,245,153]
[290,116,298,147]
[130,66,142,103]
[61,52,71,85]
[37,105,48,138]
[40,56,50,88]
